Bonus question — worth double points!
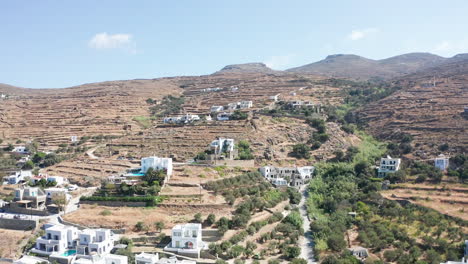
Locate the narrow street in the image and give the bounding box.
[298,186,317,264]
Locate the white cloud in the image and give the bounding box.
[348,28,379,41]
[432,40,468,56]
[88,32,135,52]
[433,41,451,52]
[265,54,296,70]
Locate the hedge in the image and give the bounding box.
[80,195,164,206]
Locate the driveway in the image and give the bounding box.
[298,186,317,263]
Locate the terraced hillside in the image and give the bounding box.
[359,58,468,156]
[0,79,182,148]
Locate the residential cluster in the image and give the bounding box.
[259,165,315,187]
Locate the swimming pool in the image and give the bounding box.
[61,249,76,256]
[127,172,145,177]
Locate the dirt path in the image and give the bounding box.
[298,186,317,264]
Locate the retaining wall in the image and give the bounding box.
[0,218,37,230]
[80,200,147,207]
[198,159,255,167]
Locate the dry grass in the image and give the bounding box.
[63,203,232,234]
[0,228,30,259]
[381,183,468,221]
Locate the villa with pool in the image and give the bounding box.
[31,223,122,264]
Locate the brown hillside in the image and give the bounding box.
[358,58,468,156]
[0,79,182,147]
[287,53,446,80]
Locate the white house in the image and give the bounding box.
[239,101,253,109]
[6,170,32,184]
[260,166,315,187]
[210,106,224,113]
[435,154,450,171]
[180,114,200,123]
[270,94,280,102]
[136,252,159,264]
[76,228,116,256]
[33,224,119,261]
[13,146,29,154]
[164,114,200,124]
[48,176,66,186]
[141,156,173,177]
[44,187,71,202]
[163,117,182,124]
[164,223,206,258]
[72,254,128,264]
[216,112,232,121]
[226,102,238,111]
[33,224,80,256]
[210,138,235,157]
[348,247,369,260]
[377,156,401,178]
[157,257,196,264]
[13,256,49,264]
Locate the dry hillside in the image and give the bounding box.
[359,58,468,156]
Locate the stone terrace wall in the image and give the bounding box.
[0,218,37,230]
[80,200,147,207]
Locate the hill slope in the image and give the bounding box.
[287,53,446,79]
[358,58,468,156]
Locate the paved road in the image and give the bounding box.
[298,186,317,264]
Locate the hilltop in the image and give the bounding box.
[287,52,447,79]
[214,62,278,75]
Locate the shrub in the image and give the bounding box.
[291,144,311,159]
[100,210,112,216]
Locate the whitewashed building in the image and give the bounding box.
[216,112,232,121]
[164,223,206,258]
[435,154,450,171]
[136,252,159,264]
[377,156,401,178]
[33,224,80,256]
[164,114,200,124]
[141,157,173,177]
[13,146,29,154]
[239,101,253,109]
[210,106,224,113]
[209,138,236,160]
[157,257,195,264]
[6,170,32,184]
[72,254,128,264]
[33,224,120,262]
[260,166,315,187]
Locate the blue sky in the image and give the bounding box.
[1,0,468,88]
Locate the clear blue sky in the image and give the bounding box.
[1,0,467,88]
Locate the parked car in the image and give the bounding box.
[67,185,78,191]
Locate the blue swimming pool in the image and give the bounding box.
[61,249,76,256]
[127,172,145,177]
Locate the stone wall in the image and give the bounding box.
[0,218,37,230]
[4,206,50,216]
[80,200,147,207]
[198,159,255,167]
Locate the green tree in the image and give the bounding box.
[291,144,311,159]
[154,221,165,232]
[285,246,301,259]
[206,213,216,226]
[194,213,203,223]
[327,233,347,252]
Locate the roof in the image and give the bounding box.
[14,255,49,264]
[16,200,32,204]
[173,223,202,230]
